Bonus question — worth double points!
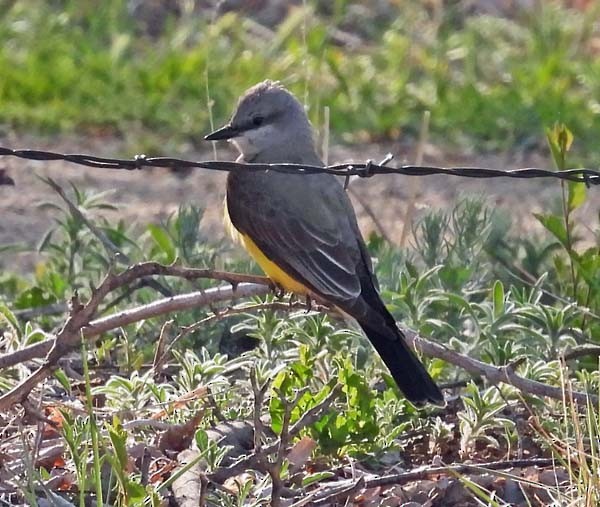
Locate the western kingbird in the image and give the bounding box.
[205,80,443,405]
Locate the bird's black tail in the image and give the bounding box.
[358,321,444,406]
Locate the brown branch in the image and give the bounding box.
[0,262,271,370]
[401,325,598,404]
[152,319,174,374]
[250,367,269,454]
[0,280,270,411]
[1,260,595,414]
[562,344,600,361]
[309,457,558,505]
[1,282,269,370]
[270,386,310,506]
[208,383,343,485]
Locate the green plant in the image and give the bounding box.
[458,384,516,458]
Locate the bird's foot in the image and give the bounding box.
[304,294,313,313]
[287,293,297,308]
[269,281,286,299]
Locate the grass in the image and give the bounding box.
[1,1,600,159]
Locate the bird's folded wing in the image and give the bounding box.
[227,180,363,302]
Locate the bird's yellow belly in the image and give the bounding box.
[224,198,310,295]
[240,234,310,295]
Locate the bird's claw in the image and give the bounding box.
[269,281,285,299]
[288,293,297,308]
[304,295,313,313]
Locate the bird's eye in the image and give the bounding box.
[252,116,264,127]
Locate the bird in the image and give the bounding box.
[205,80,443,406]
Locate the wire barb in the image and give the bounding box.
[134,153,147,170]
[1,145,598,185]
[360,159,374,178]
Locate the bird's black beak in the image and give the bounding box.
[204,123,239,141]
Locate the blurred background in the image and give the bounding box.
[1,0,599,266]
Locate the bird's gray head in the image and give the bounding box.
[205,80,320,163]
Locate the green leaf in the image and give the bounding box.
[195,429,209,450]
[269,372,287,434]
[107,417,129,471]
[125,480,146,503]
[37,229,55,252]
[47,271,68,298]
[575,248,600,292]
[492,280,504,319]
[23,328,47,345]
[568,181,586,211]
[533,213,568,248]
[546,123,573,170]
[302,471,335,487]
[0,303,22,338]
[147,224,176,263]
[14,286,57,309]
[54,369,72,392]
[439,265,472,290]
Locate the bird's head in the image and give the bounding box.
[205,80,316,162]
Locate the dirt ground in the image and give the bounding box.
[1,132,597,273]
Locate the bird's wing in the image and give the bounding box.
[227,172,364,302]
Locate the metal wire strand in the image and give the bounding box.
[0,146,598,186]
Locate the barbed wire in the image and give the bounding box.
[1,146,599,185]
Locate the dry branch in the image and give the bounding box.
[0,262,272,411]
[0,262,271,370]
[207,383,343,485]
[562,344,600,361]
[308,457,558,505]
[0,261,595,412]
[401,325,598,404]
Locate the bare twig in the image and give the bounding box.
[401,325,598,404]
[289,383,343,437]
[309,457,558,505]
[43,177,125,260]
[347,154,395,244]
[0,262,271,370]
[250,368,269,454]
[199,473,208,507]
[270,386,310,506]
[348,186,393,244]
[562,344,600,361]
[152,319,174,375]
[208,383,342,485]
[0,281,269,411]
[140,446,152,486]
